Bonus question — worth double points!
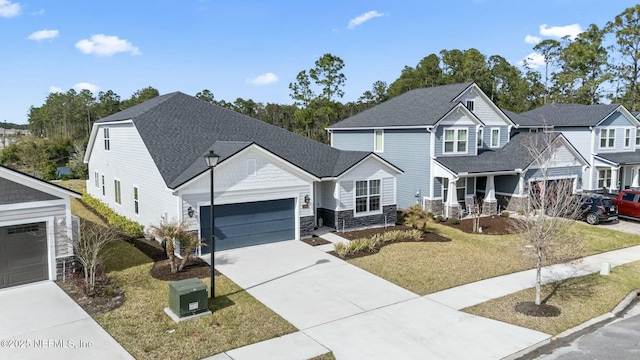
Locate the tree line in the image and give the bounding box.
[2,4,640,179]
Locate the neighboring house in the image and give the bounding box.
[329,82,587,216]
[514,104,640,193]
[84,92,402,252]
[0,165,80,289]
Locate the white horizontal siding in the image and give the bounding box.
[0,203,65,223]
[382,177,394,206]
[339,181,354,210]
[87,123,180,229]
[320,182,337,210]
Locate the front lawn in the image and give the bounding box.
[347,220,640,295]
[95,240,297,360]
[463,260,640,335]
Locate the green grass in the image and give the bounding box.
[463,260,640,335]
[56,179,107,225]
[309,353,336,360]
[348,221,640,295]
[95,241,297,360]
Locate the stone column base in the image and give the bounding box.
[448,204,461,219]
[482,200,497,215]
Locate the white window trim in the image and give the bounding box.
[133,186,139,215]
[600,128,615,149]
[636,128,640,146]
[490,128,500,148]
[466,100,475,112]
[94,171,99,188]
[443,128,468,154]
[354,179,382,216]
[374,129,384,152]
[598,169,612,188]
[101,174,105,197]
[442,178,467,200]
[624,128,631,148]
[104,128,110,151]
[114,179,122,205]
[477,129,483,147]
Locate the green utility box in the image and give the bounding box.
[168,278,208,318]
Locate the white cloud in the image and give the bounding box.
[524,35,541,45]
[248,72,278,86]
[27,29,59,41]
[0,0,21,18]
[522,52,546,69]
[49,86,63,93]
[32,8,44,16]
[73,82,100,93]
[539,23,583,40]
[75,34,141,56]
[348,10,384,29]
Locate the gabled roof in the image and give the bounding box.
[436,132,543,174]
[328,82,474,129]
[91,92,398,189]
[596,150,640,166]
[0,165,81,200]
[516,103,625,127]
[435,132,586,175]
[502,108,551,128]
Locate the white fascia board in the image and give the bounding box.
[0,167,80,199]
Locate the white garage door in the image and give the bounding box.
[0,223,48,289]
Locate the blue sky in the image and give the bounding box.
[1,0,638,124]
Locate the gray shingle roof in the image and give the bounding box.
[96,92,393,189]
[436,132,558,174]
[516,103,621,127]
[328,82,474,128]
[596,150,640,166]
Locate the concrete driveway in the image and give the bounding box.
[214,240,549,359]
[596,217,640,234]
[0,281,132,360]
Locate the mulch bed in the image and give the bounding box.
[328,225,451,260]
[515,301,562,317]
[441,215,514,235]
[301,237,332,246]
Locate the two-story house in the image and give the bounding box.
[84,92,402,251]
[329,83,587,217]
[514,104,640,193]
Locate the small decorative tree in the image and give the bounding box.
[73,220,120,294]
[402,204,431,232]
[147,219,205,273]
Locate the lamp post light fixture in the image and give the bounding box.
[204,150,219,299]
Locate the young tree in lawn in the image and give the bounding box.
[510,131,585,309]
[73,220,120,294]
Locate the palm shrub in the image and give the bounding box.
[147,219,204,273]
[402,204,431,232]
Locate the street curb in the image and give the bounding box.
[504,288,640,360]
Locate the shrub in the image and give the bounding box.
[81,194,144,238]
[334,242,349,258]
[435,215,445,222]
[517,210,525,216]
[501,210,510,217]
[447,217,459,225]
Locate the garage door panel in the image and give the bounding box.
[0,222,49,289]
[200,198,295,252]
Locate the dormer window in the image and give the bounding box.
[465,100,474,112]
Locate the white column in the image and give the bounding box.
[447,179,458,205]
[517,175,525,196]
[484,175,496,202]
[632,167,640,188]
[611,167,619,191]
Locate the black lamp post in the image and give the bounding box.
[204,150,219,299]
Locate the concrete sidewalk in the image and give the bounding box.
[426,245,640,310]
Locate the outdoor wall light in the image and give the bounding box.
[187,206,195,218]
[304,194,310,204]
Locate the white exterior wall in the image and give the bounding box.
[177,146,316,237]
[86,122,179,229]
[336,157,397,211]
[320,181,337,210]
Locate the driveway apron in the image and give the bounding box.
[0,281,133,360]
[214,240,549,359]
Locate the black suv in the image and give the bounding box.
[579,194,618,225]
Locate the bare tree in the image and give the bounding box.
[73,220,120,293]
[510,132,585,307]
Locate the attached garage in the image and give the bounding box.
[200,198,296,252]
[0,223,48,289]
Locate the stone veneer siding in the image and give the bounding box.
[496,195,528,213]
[56,256,75,281]
[423,199,444,216]
[300,215,315,239]
[318,205,397,232]
[482,200,498,215]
